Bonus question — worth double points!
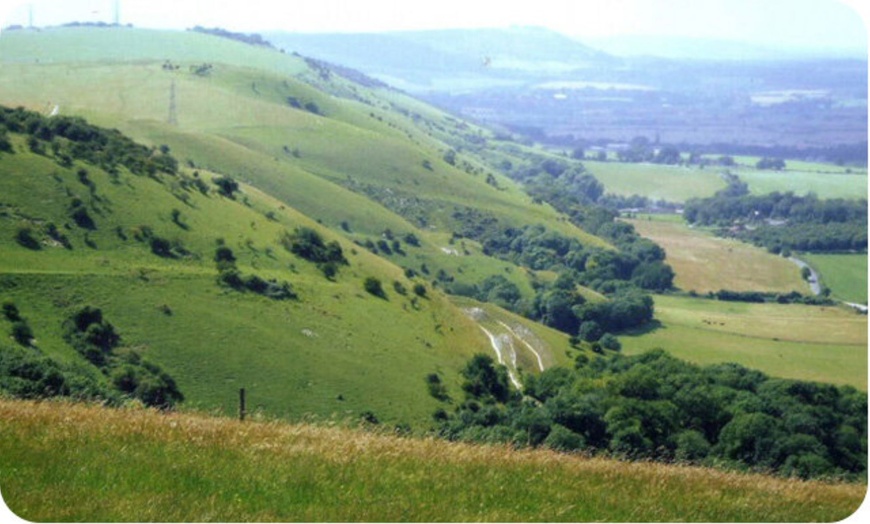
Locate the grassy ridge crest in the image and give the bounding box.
[1,398,865,522]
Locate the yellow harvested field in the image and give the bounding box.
[627,218,807,293]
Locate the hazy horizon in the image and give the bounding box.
[0,0,867,57]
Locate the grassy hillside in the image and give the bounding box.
[0,27,619,422]
[621,295,868,389]
[0,133,493,424]
[1,399,864,522]
[0,26,607,280]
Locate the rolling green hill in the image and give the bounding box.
[0,26,607,423]
[1,25,867,521]
[0,130,497,424]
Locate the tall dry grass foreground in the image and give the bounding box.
[1,398,866,521]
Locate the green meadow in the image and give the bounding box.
[803,253,868,304]
[621,295,867,390]
[736,168,867,199]
[584,157,865,202]
[584,160,725,201]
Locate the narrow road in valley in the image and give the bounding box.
[788,257,821,295]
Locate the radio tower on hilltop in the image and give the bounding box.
[113,0,120,25]
[168,79,178,126]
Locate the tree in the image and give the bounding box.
[443,149,457,166]
[756,157,786,170]
[2,301,21,322]
[578,320,603,342]
[631,261,675,292]
[716,412,784,467]
[363,277,386,299]
[425,373,450,402]
[15,227,41,250]
[653,146,682,165]
[11,321,33,346]
[213,175,239,198]
[461,354,511,403]
[599,333,621,351]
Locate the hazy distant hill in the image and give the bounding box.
[266,26,617,91]
[266,26,867,150]
[584,35,867,61]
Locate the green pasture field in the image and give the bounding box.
[2,399,864,522]
[625,217,807,294]
[803,253,868,304]
[585,156,866,202]
[584,160,725,202]
[735,168,867,199]
[729,155,867,174]
[621,295,868,389]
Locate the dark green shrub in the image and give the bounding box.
[364,277,386,299]
[214,246,236,264]
[425,373,450,402]
[413,283,427,298]
[15,227,41,250]
[599,333,621,351]
[217,268,245,290]
[149,236,173,257]
[360,410,380,424]
[213,175,239,198]
[461,354,511,403]
[11,321,33,346]
[69,201,96,230]
[2,301,21,322]
[544,424,585,451]
[63,306,120,367]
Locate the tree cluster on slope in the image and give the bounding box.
[0,105,179,177]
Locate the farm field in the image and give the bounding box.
[584,158,866,202]
[735,168,867,199]
[621,294,868,389]
[1,399,865,522]
[625,217,807,294]
[583,160,725,201]
[803,253,869,304]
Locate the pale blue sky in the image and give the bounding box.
[1,0,867,54]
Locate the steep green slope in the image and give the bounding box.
[0,26,617,423]
[0,26,608,289]
[0,130,491,424]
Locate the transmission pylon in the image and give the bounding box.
[168,79,178,126]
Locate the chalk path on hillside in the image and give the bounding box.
[478,325,523,390]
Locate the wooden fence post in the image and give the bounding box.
[239,387,246,421]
